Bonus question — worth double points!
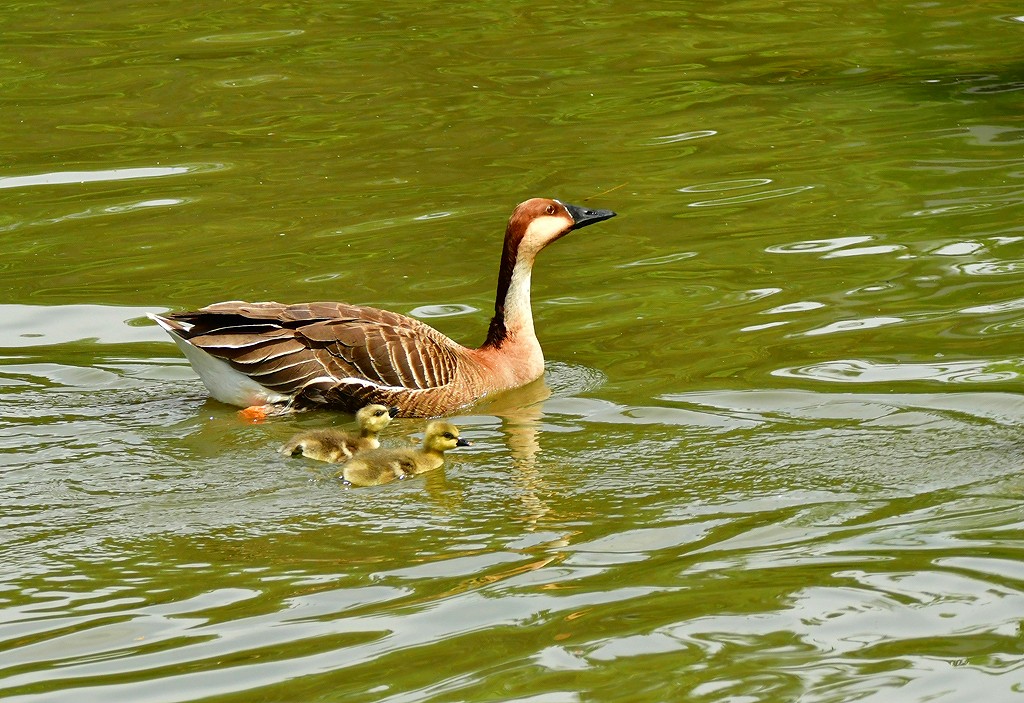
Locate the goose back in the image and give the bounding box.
[162,301,484,415]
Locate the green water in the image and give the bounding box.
[4,1,1024,701]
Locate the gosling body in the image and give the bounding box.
[149,198,616,417]
[280,404,398,463]
[339,420,470,487]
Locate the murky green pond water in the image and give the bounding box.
[4,1,1024,701]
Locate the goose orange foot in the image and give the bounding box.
[238,404,290,422]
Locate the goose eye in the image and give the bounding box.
[545,204,556,215]
[374,410,385,416]
[443,432,455,439]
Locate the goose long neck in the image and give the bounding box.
[484,228,537,349]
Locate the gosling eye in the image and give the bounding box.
[442,432,455,439]
[374,410,386,416]
[545,204,556,215]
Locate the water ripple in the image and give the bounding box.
[953,260,1024,276]
[194,29,305,43]
[961,296,1024,314]
[822,244,904,259]
[763,301,826,314]
[685,184,814,208]
[617,251,697,268]
[677,178,773,193]
[773,358,1018,384]
[0,164,225,190]
[906,203,993,218]
[409,303,478,318]
[803,317,904,336]
[766,236,873,254]
[932,241,985,256]
[650,130,717,144]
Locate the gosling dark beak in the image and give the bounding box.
[560,201,617,230]
[456,437,472,447]
[387,407,400,418]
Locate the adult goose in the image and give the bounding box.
[149,197,616,417]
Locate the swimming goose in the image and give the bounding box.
[149,197,616,417]
[339,420,470,487]
[279,403,399,463]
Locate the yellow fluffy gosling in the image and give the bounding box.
[338,420,470,487]
[280,404,398,463]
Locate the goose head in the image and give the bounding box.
[355,404,399,433]
[484,197,616,350]
[423,420,472,453]
[507,198,617,259]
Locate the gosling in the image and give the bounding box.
[280,404,399,463]
[338,420,471,487]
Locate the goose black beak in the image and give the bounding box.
[561,202,617,230]
[456,437,472,447]
[387,407,400,418]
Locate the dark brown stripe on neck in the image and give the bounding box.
[483,213,529,348]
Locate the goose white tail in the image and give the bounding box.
[148,313,289,407]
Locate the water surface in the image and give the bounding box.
[3,1,1024,701]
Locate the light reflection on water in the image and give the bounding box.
[0,163,227,190]
[774,358,1021,384]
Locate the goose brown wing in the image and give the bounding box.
[166,301,463,394]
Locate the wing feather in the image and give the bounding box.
[165,301,465,398]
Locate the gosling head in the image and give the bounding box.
[507,197,617,258]
[423,420,472,453]
[355,404,399,434]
